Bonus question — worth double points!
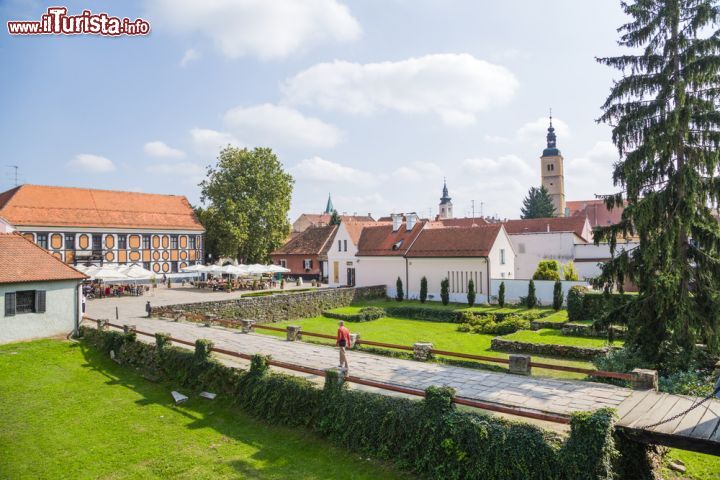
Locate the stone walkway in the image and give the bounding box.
[87,314,633,417]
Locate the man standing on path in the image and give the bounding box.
[336,321,350,372]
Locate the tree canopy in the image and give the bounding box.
[198,147,294,264]
[520,186,557,219]
[594,0,720,368]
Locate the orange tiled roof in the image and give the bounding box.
[0,233,87,284]
[294,213,374,229]
[357,221,425,256]
[0,184,204,231]
[567,199,624,228]
[271,224,338,256]
[503,217,588,240]
[406,224,501,258]
[436,217,489,227]
[343,220,384,245]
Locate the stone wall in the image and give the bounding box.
[490,337,616,360]
[151,285,386,324]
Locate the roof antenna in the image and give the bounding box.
[6,165,19,187]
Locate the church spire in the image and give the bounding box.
[438,178,453,219]
[324,193,334,214]
[543,110,560,156]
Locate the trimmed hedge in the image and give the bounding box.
[323,306,385,322]
[80,325,632,480]
[567,288,633,324]
[384,305,462,323]
[458,313,531,335]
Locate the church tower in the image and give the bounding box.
[438,179,453,219]
[540,115,566,216]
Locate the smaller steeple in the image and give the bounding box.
[438,178,453,219]
[543,109,561,156]
[324,193,334,214]
[440,178,451,205]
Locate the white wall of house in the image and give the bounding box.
[355,256,406,297]
[573,242,640,281]
[509,232,585,279]
[407,257,490,303]
[488,227,516,280]
[327,223,359,287]
[490,279,590,306]
[0,217,14,233]
[1,280,81,344]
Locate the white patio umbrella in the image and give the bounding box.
[124,264,154,279]
[266,264,290,273]
[90,266,128,281]
[224,264,249,276]
[181,264,209,273]
[247,264,270,275]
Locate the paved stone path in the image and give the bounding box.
[89,315,633,417]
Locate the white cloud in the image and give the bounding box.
[146,0,361,59]
[190,128,241,156]
[179,48,200,67]
[290,157,379,186]
[483,134,510,144]
[282,54,519,126]
[67,154,116,172]
[516,117,570,142]
[462,154,534,177]
[145,162,205,181]
[144,140,186,159]
[393,161,443,182]
[223,103,343,148]
[565,141,618,199]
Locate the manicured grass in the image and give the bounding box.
[259,315,597,379]
[355,298,548,315]
[324,306,363,315]
[664,449,720,480]
[0,340,406,480]
[538,310,568,323]
[502,329,624,348]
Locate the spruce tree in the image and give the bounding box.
[520,186,557,219]
[420,276,428,303]
[329,209,341,225]
[526,280,537,309]
[395,277,404,302]
[595,0,720,367]
[440,278,450,305]
[467,279,476,307]
[498,281,506,307]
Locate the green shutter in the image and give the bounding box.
[5,292,16,317]
[35,290,46,313]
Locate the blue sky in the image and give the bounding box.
[0,0,628,220]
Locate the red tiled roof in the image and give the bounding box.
[436,217,489,227]
[0,184,204,231]
[503,217,588,240]
[295,213,374,229]
[271,224,338,255]
[356,221,425,256]
[406,224,501,258]
[0,233,87,284]
[567,199,624,228]
[343,220,385,245]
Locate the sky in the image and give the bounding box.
[0,0,629,220]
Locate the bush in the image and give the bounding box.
[567,286,588,322]
[81,325,632,480]
[467,278,476,307]
[527,280,537,308]
[420,276,428,303]
[563,261,579,281]
[385,305,460,323]
[395,277,404,302]
[533,260,561,281]
[324,307,386,322]
[458,312,530,335]
[498,281,505,307]
[659,370,716,396]
[552,280,563,311]
[440,278,449,305]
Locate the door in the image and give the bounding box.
[346,267,356,287]
[333,261,339,284]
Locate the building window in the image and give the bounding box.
[118,235,127,249]
[143,262,151,271]
[343,240,347,252]
[64,234,75,250]
[92,234,102,251]
[189,236,196,249]
[500,248,506,265]
[36,233,48,249]
[338,240,342,251]
[170,235,179,249]
[171,262,178,273]
[279,259,287,268]
[518,243,526,254]
[303,259,312,270]
[142,235,151,249]
[5,290,45,316]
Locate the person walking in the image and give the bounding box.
[336,321,351,372]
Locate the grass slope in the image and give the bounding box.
[502,329,624,348]
[0,340,406,480]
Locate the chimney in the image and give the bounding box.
[391,213,403,232]
[406,212,418,231]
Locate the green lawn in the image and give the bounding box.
[355,298,547,315]
[0,340,406,480]
[502,329,624,348]
[260,315,596,379]
[664,449,720,480]
[538,310,569,323]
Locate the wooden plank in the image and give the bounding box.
[616,390,653,419]
[671,399,711,438]
[618,392,666,428]
[690,402,720,440]
[627,393,680,429]
[652,395,694,435]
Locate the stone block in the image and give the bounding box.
[631,368,658,391]
[287,325,302,341]
[325,367,346,385]
[123,324,136,334]
[413,342,433,361]
[349,333,360,349]
[96,319,108,330]
[240,319,256,333]
[509,354,532,375]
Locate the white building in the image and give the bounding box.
[355,213,515,303]
[327,220,380,287]
[1,233,87,344]
[503,217,591,279]
[573,241,640,281]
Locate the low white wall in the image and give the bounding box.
[0,280,80,344]
[489,279,589,306]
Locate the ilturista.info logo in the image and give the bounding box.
[7,7,150,36]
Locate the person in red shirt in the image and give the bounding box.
[336,321,351,371]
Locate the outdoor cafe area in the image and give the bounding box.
[182,263,291,292]
[75,264,154,299]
